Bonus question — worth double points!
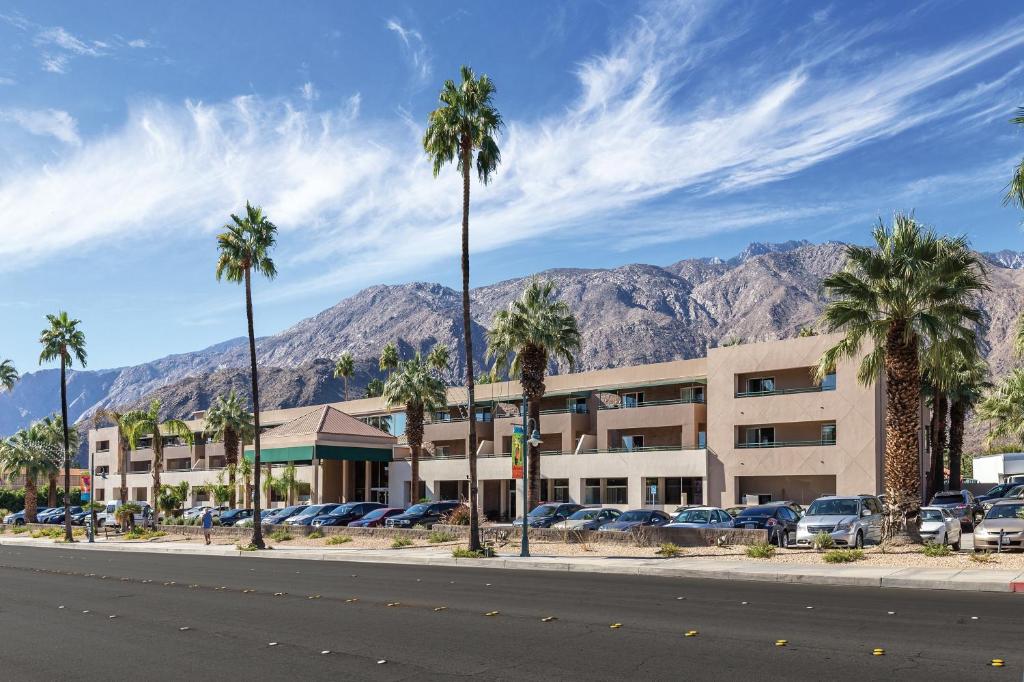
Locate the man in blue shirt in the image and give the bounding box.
[202,508,213,545]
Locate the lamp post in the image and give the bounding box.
[520,398,542,558]
[87,445,95,543]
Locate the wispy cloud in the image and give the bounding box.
[0,76,15,85]
[385,18,431,87]
[2,13,149,74]
[41,54,70,74]
[35,26,105,56]
[299,81,319,102]
[0,107,80,145]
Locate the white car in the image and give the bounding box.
[919,506,962,549]
[95,500,152,527]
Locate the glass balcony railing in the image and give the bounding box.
[598,396,705,410]
[735,385,835,398]
[736,439,837,448]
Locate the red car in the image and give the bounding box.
[347,507,405,528]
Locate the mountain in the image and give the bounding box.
[4,241,1024,450]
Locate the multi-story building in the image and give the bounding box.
[87,333,889,517]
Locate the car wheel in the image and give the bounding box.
[951,536,961,551]
[781,531,790,548]
[942,533,948,546]
[15,519,24,526]
[854,531,864,549]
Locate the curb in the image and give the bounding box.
[3,537,1023,593]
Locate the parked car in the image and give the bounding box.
[724,506,746,518]
[795,495,883,548]
[4,508,54,525]
[182,506,206,519]
[666,507,734,530]
[286,503,343,526]
[928,490,983,528]
[347,507,405,528]
[732,504,800,546]
[262,505,308,525]
[96,501,153,528]
[919,506,962,550]
[236,509,276,527]
[512,502,585,529]
[551,507,621,531]
[44,506,85,524]
[981,485,1024,511]
[219,509,253,526]
[312,502,386,527]
[385,501,463,529]
[976,482,1021,505]
[973,500,1024,552]
[71,508,94,525]
[36,507,64,523]
[598,509,672,532]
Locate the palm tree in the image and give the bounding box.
[383,350,448,510]
[39,310,87,542]
[486,279,581,512]
[0,359,18,393]
[380,342,399,377]
[237,457,254,511]
[425,65,503,552]
[204,390,254,508]
[38,415,79,507]
[334,352,355,401]
[815,214,987,540]
[921,365,950,502]
[977,368,1024,448]
[277,463,300,506]
[261,463,275,509]
[0,427,54,523]
[946,352,990,491]
[1004,106,1024,210]
[215,201,278,549]
[94,408,134,503]
[365,378,384,398]
[123,399,194,517]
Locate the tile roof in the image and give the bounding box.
[263,405,395,442]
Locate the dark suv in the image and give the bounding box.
[929,490,983,529]
[513,502,585,528]
[385,501,462,529]
[312,502,386,527]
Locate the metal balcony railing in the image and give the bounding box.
[735,385,835,398]
[597,396,704,410]
[736,439,837,448]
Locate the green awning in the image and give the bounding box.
[244,444,392,464]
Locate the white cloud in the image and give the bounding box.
[385,18,431,87]
[0,76,15,85]
[41,54,69,74]
[300,81,319,102]
[36,26,105,56]
[127,38,149,48]
[0,108,81,145]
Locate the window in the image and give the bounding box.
[820,371,836,391]
[551,479,569,502]
[129,461,151,473]
[567,397,588,414]
[622,435,645,451]
[95,466,109,476]
[820,423,837,444]
[95,489,106,502]
[746,377,775,393]
[135,437,153,450]
[474,409,492,422]
[621,392,644,408]
[95,440,110,453]
[162,436,183,448]
[434,446,450,458]
[584,478,601,505]
[716,510,730,523]
[744,427,775,446]
[697,426,707,448]
[681,386,705,403]
[433,411,452,422]
[606,478,628,505]
[645,477,660,505]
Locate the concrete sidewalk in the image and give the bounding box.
[3,535,1024,593]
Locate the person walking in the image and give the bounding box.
[201,508,213,545]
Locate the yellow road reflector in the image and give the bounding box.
[685,630,699,637]
[434,606,448,612]
[541,616,557,622]
[610,623,623,629]
[991,659,1005,667]
[485,611,500,617]
[775,640,788,647]
[872,648,885,656]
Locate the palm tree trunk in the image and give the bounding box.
[152,439,162,524]
[528,398,542,510]
[48,472,58,507]
[245,268,265,549]
[461,143,481,552]
[948,399,966,491]
[226,428,237,508]
[60,354,72,542]
[882,324,923,542]
[929,389,947,498]
[119,435,128,503]
[343,377,348,402]
[407,402,423,503]
[25,477,38,523]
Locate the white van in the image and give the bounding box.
[95,500,153,528]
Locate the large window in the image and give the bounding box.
[95,440,110,453]
[681,386,705,403]
[584,478,601,505]
[606,478,628,504]
[622,435,645,451]
[665,477,703,505]
[621,392,644,408]
[820,371,837,391]
[821,423,837,444]
[551,479,569,502]
[745,427,775,446]
[644,477,660,505]
[95,466,109,476]
[567,397,588,414]
[746,377,775,393]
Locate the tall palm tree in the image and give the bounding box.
[365,378,384,398]
[424,65,503,552]
[204,390,254,508]
[380,342,399,377]
[427,344,451,375]
[0,359,18,393]
[383,350,448,508]
[238,457,254,512]
[123,399,194,515]
[486,279,581,511]
[277,463,300,506]
[334,352,355,401]
[215,201,278,549]
[94,408,134,503]
[946,352,990,491]
[815,214,987,540]
[0,427,55,523]
[1004,106,1024,210]
[38,415,79,507]
[977,368,1024,449]
[39,310,87,541]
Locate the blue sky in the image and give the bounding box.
[1,1,1023,372]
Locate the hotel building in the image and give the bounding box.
[87,333,887,517]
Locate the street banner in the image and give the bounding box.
[512,424,524,479]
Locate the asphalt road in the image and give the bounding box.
[0,545,1021,681]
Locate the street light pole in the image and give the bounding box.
[87,444,95,543]
[520,396,530,558]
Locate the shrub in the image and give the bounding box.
[326,535,352,546]
[268,530,293,542]
[745,542,776,559]
[391,537,413,549]
[812,531,835,551]
[238,519,254,528]
[441,505,471,526]
[969,552,995,564]
[124,529,167,541]
[0,508,10,519]
[921,542,951,558]
[655,542,683,557]
[307,529,324,539]
[412,523,427,530]
[428,530,458,544]
[237,543,260,551]
[452,547,485,558]
[822,549,865,563]
[0,525,5,534]
[12,526,27,534]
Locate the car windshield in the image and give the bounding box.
[329,504,357,516]
[984,484,1012,496]
[405,504,429,515]
[932,493,962,503]
[738,506,773,517]
[529,504,559,517]
[298,505,330,516]
[1008,486,1024,497]
[568,509,600,520]
[618,511,649,523]
[920,509,944,522]
[675,509,710,523]
[361,509,388,520]
[986,504,1024,520]
[806,499,859,516]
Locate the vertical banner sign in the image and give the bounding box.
[511,425,524,479]
[81,475,91,502]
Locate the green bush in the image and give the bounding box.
[326,535,352,546]
[124,529,167,541]
[921,542,951,557]
[655,542,683,557]
[307,529,324,539]
[441,505,471,526]
[745,542,776,559]
[12,526,28,534]
[391,537,413,549]
[452,547,485,558]
[268,530,293,542]
[812,531,835,550]
[822,549,865,563]
[0,508,10,519]
[428,530,458,544]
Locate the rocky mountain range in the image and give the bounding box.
[3,240,1023,459]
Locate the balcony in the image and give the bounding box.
[736,438,837,449]
[735,385,834,398]
[597,396,703,410]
